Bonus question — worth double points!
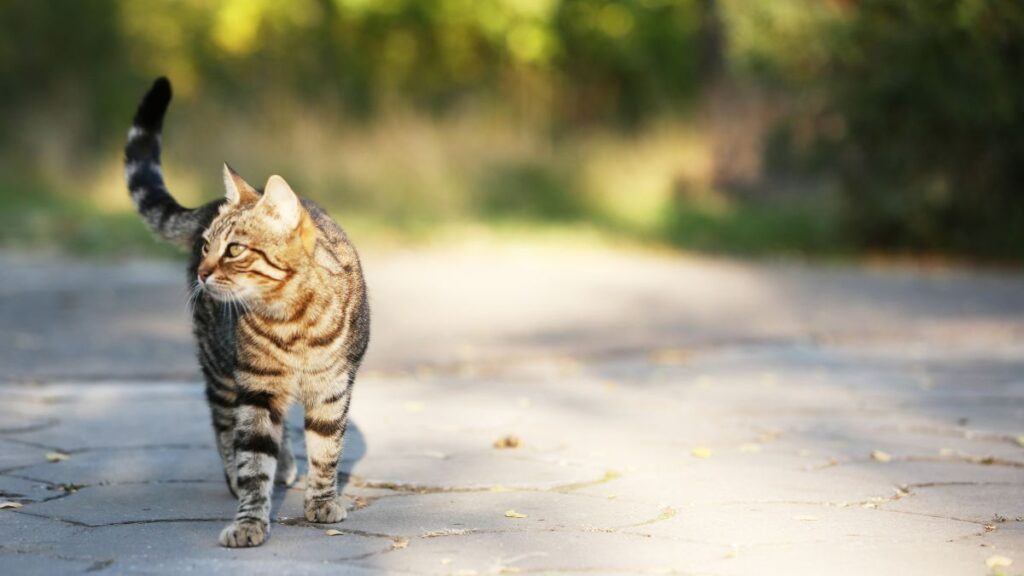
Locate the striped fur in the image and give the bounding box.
[124,78,370,548]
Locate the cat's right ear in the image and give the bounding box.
[223,163,259,205]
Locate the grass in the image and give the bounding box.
[0,177,847,260]
[0,113,851,260]
[0,175,179,258]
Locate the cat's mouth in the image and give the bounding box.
[202,281,251,304]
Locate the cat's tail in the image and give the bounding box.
[124,77,202,248]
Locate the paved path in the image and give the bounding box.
[1,246,1023,575]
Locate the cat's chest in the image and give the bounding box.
[235,313,346,365]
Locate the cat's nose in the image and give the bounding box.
[197,269,211,284]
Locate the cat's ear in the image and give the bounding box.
[222,162,259,205]
[257,174,302,232]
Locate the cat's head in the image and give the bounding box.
[195,164,312,305]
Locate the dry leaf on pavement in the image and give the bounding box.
[504,509,527,519]
[691,447,713,459]
[986,555,1013,569]
[493,435,521,449]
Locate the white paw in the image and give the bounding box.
[218,520,268,548]
[304,496,347,523]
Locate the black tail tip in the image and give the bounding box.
[133,77,173,132]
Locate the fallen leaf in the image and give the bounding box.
[325,529,344,536]
[492,435,521,450]
[0,501,23,509]
[691,447,713,459]
[649,348,690,365]
[45,452,69,463]
[392,537,409,550]
[1015,436,1024,448]
[871,450,892,463]
[504,509,527,519]
[986,555,1013,569]
[422,528,470,538]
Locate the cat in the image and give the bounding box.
[124,77,370,547]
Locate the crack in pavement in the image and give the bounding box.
[348,467,621,497]
[0,418,61,435]
[874,423,1024,448]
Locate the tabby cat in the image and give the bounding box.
[124,78,370,547]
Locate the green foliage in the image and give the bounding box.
[827,0,1024,258]
[749,0,1024,259]
[0,0,710,133]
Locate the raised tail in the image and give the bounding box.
[124,77,202,248]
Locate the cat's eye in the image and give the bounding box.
[226,243,247,258]
[201,242,209,256]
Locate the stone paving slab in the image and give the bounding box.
[2,248,1024,574]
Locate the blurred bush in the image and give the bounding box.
[828,0,1024,258]
[730,0,1024,259]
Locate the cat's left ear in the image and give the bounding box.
[257,175,302,232]
[223,163,259,205]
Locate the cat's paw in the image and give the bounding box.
[218,520,268,548]
[304,496,347,523]
[275,459,298,487]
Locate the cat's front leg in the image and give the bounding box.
[219,385,288,548]
[302,377,353,523]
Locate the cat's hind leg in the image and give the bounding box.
[202,366,239,498]
[275,421,298,487]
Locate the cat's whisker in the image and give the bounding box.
[185,281,204,312]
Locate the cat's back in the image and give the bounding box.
[302,199,354,251]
